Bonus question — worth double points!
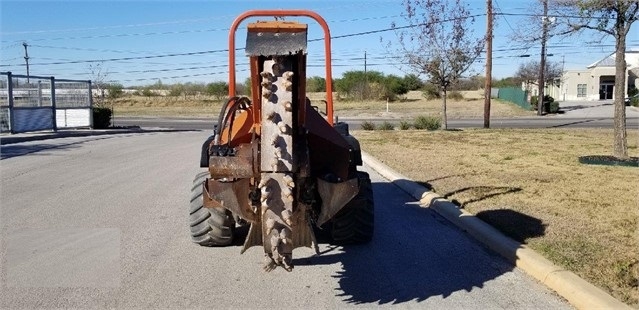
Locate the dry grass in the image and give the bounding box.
[106,91,535,119]
[332,91,534,119]
[106,95,223,118]
[353,128,639,306]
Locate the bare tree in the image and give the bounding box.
[389,0,484,129]
[551,0,639,159]
[515,60,563,94]
[88,62,109,107]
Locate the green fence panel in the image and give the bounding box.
[498,87,531,110]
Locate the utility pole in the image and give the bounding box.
[364,50,368,99]
[537,0,548,116]
[23,42,30,84]
[364,50,367,76]
[483,0,493,128]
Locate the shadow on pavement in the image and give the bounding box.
[292,181,541,305]
[0,129,201,159]
[0,137,112,159]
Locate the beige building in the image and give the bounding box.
[558,50,639,101]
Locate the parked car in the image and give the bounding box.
[625,93,638,106]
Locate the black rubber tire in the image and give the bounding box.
[189,172,235,246]
[331,171,375,244]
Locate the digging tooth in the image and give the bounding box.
[282,175,294,188]
[277,121,288,134]
[260,71,273,80]
[280,229,291,244]
[283,71,294,80]
[282,81,293,91]
[260,186,270,202]
[270,233,281,248]
[281,210,293,226]
[265,218,275,235]
[262,88,272,98]
[258,177,268,189]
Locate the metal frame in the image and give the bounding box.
[0,71,92,133]
[227,9,335,125]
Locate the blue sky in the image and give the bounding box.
[1,0,637,86]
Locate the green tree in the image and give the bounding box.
[206,81,229,100]
[385,74,409,98]
[106,83,124,100]
[551,0,638,159]
[169,83,185,99]
[402,74,424,90]
[306,76,326,92]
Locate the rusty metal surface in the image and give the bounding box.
[316,177,359,227]
[305,105,352,181]
[246,32,307,56]
[204,178,257,222]
[208,156,254,179]
[208,143,257,179]
[247,21,307,33]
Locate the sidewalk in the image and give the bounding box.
[556,99,639,118]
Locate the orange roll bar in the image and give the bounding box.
[228,9,334,126]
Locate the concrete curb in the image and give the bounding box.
[361,151,631,310]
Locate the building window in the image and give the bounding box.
[577,84,587,97]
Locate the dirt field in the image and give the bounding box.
[353,128,639,306]
[106,90,536,119]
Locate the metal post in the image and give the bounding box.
[37,81,43,106]
[7,72,15,134]
[537,0,548,116]
[23,43,30,84]
[88,80,94,129]
[483,0,493,128]
[50,76,57,132]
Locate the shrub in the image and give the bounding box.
[378,122,395,130]
[92,107,112,129]
[549,101,560,114]
[530,95,556,113]
[447,91,464,101]
[360,121,376,131]
[413,115,441,130]
[399,121,412,130]
[422,83,441,100]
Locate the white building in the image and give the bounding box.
[558,50,639,101]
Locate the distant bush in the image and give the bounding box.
[413,115,441,130]
[399,121,412,130]
[531,95,556,113]
[422,83,441,100]
[447,91,464,101]
[549,101,560,114]
[92,107,112,129]
[142,88,154,97]
[361,121,376,131]
[378,122,395,130]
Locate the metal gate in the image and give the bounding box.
[0,72,93,134]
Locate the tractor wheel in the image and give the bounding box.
[331,171,375,244]
[189,172,235,246]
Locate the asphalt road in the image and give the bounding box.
[114,115,639,131]
[0,131,570,308]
